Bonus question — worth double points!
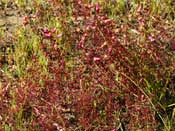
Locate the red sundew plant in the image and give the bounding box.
[27,1,158,130]
[0,0,175,130]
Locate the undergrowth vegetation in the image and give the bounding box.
[0,0,175,131]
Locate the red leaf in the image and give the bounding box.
[171,42,175,50]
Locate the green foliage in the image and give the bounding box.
[13,28,40,77]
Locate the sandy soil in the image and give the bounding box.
[0,1,23,71]
[0,2,23,31]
